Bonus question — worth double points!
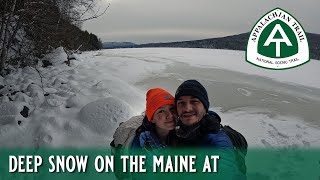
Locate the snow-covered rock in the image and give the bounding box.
[43,47,68,65]
[68,53,81,61]
[0,102,22,116]
[44,87,58,94]
[0,102,28,127]
[21,78,33,85]
[0,115,17,126]
[0,96,9,103]
[24,84,45,107]
[14,93,32,104]
[26,83,42,97]
[43,94,65,107]
[79,97,133,136]
[0,85,19,96]
[66,94,87,108]
[22,66,36,75]
[53,77,68,88]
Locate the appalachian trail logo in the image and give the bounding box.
[246,8,309,69]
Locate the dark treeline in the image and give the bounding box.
[0,0,105,75]
[136,32,320,60]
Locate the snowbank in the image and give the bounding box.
[79,97,133,136]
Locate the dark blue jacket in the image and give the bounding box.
[131,116,175,150]
[176,111,246,180]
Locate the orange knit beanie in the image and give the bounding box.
[146,88,174,121]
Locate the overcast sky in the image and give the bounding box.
[82,0,320,44]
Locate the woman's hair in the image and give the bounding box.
[135,115,155,135]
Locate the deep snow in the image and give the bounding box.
[0,47,319,148]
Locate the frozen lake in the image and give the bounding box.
[137,60,320,127]
[1,48,319,148]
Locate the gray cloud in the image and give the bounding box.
[83,0,320,44]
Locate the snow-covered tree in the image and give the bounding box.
[0,0,107,75]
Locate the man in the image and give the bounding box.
[175,79,246,179]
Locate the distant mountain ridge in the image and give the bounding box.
[136,32,320,60]
[102,42,137,49]
[103,33,320,60]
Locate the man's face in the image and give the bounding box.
[176,96,206,126]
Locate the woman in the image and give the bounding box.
[131,88,177,150]
[111,88,177,180]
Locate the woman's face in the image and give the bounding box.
[151,104,177,131]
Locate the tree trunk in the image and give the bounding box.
[7,17,21,53]
[0,0,17,75]
[0,0,9,74]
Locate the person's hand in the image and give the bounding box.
[199,114,221,135]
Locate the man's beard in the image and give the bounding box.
[175,118,202,140]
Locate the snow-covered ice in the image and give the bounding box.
[0,47,319,148]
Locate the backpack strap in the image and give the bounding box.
[208,111,221,123]
[222,125,248,155]
[207,111,248,174]
[221,125,248,175]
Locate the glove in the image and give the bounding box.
[199,114,221,135]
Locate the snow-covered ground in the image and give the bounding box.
[0,47,319,148]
